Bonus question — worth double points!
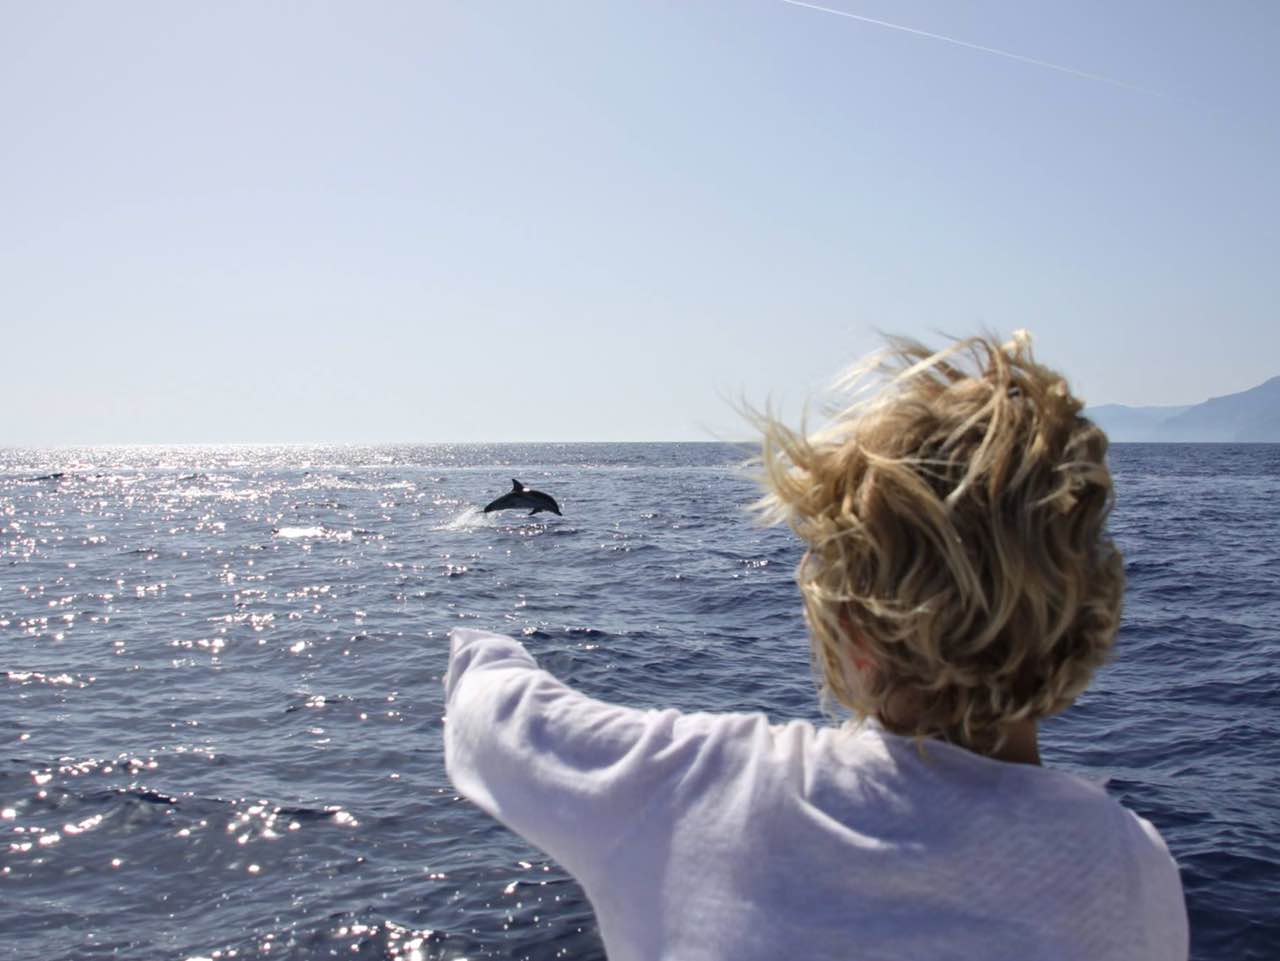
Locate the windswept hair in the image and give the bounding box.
[753,331,1123,755]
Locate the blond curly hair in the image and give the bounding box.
[753,331,1123,754]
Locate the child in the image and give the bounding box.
[444,332,1188,960]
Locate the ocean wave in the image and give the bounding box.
[1,443,1275,960]
[272,526,354,541]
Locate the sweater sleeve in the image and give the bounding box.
[443,627,748,882]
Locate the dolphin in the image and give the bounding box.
[483,478,562,516]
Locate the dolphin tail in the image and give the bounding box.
[484,493,516,513]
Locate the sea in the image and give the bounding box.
[1,443,1276,961]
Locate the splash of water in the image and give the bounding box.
[436,507,499,532]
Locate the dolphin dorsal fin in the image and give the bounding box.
[511,478,524,491]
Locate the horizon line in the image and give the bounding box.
[0,439,761,450]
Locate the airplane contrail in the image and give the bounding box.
[779,0,1150,94]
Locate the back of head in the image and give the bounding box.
[754,331,1123,754]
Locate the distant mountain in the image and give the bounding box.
[1087,376,1280,442]
[1086,404,1193,439]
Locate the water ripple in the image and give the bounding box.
[1,443,1276,959]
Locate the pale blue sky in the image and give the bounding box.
[3,1,1277,443]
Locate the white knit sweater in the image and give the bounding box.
[444,628,1188,961]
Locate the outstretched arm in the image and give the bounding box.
[443,628,754,882]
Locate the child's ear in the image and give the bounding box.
[836,609,874,677]
[834,609,875,685]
